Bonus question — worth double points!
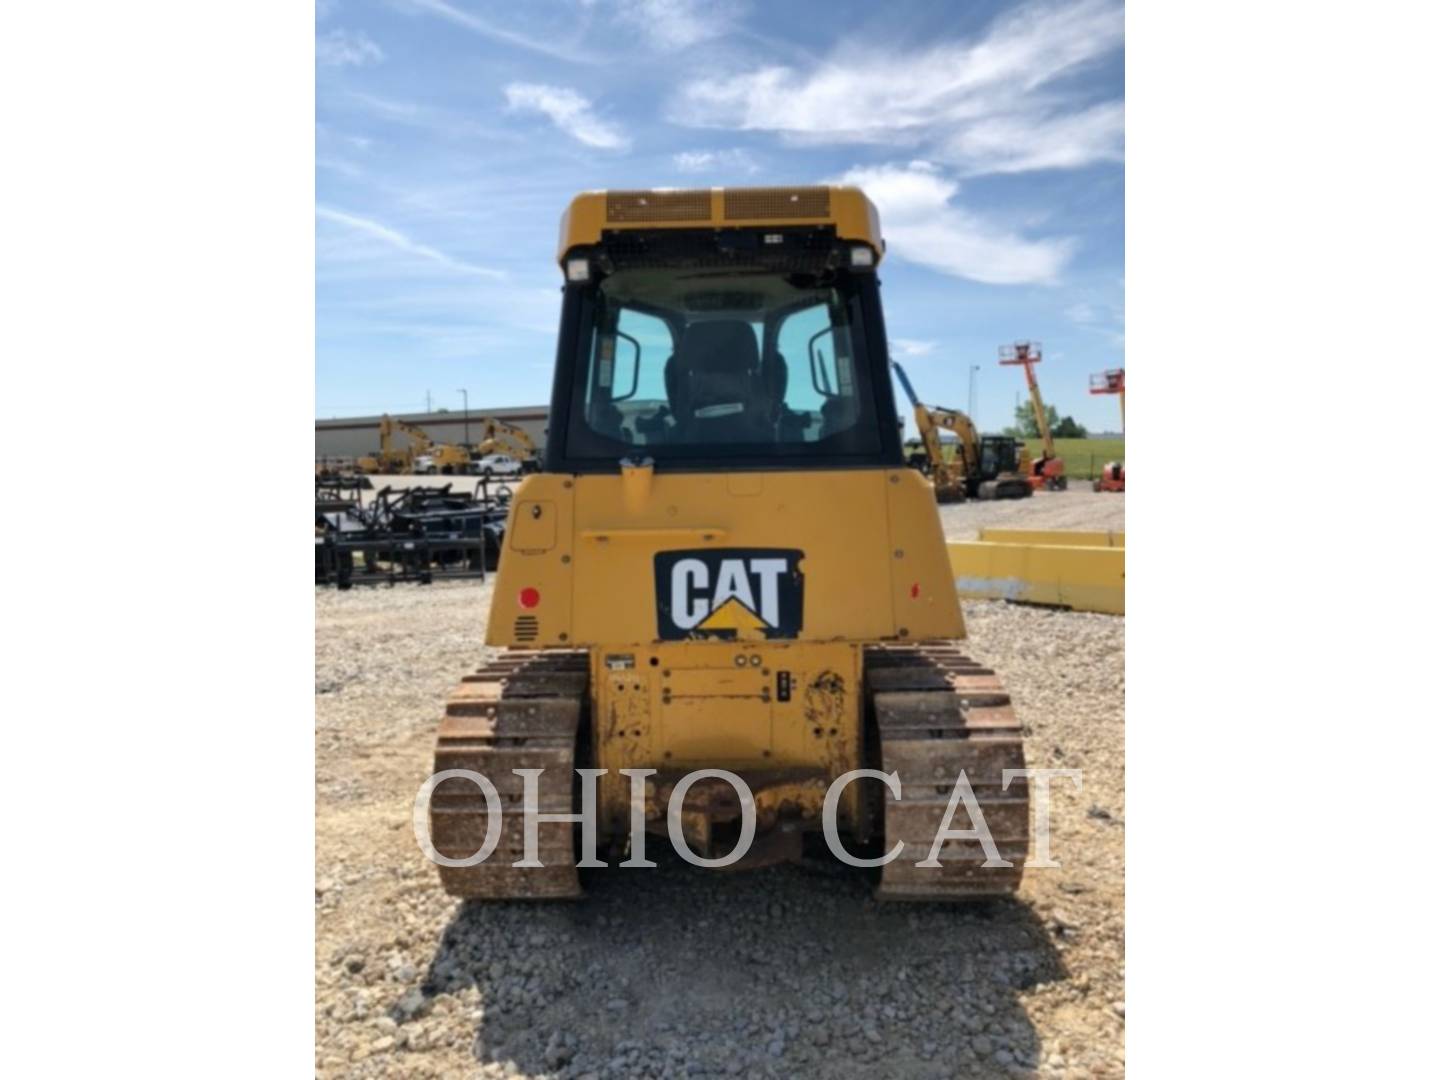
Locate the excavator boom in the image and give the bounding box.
[475,418,536,458]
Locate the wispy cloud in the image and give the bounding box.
[1065,298,1124,345]
[318,157,364,179]
[672,148,758,174]
[891,338,937,359]
[402,0,598,64]
[504,83,630,150]
[340,91,525,145]
[675,0,1122,176]
[317,29,384,68]
[316,206,506,279]
[943,102,1123,175]
[615,0,740,49]
[835,162,1073,285]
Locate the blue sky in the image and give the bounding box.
[316,0,1125,434]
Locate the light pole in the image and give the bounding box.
[968,365,980,428]
[458,388,469,446]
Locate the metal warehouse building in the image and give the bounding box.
[315,406,549,461]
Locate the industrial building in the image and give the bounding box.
[315,405,549,461]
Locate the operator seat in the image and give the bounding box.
[668,320,772,443]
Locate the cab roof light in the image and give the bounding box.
[850,244,875,268]
[565,257,591,282]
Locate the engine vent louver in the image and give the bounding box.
[513,615,539,643]
[605,190,711,223]
[724,187,830,221]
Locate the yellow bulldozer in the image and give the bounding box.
[426,187,1030,901]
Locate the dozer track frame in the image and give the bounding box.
[864,644,1028,900]
[429,643,1028,902]
[430,650,590,900]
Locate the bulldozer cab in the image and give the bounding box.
[546,229,902,472]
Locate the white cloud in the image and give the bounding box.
[672,148,758,174]
[835,162,1073,285]
[616,0,737,49]
[941,102,1123,174]
[675,0,1122,176]
[1065,298,1125,343]
[403,1,597,64]
[890,338,937,359]
[504,83,629,150]
[316,206,505,279]
[316,29,384,68]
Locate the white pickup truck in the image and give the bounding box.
[473,453,523,478]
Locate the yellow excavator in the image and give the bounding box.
[418,443,474,475]
[413,419,539,475]
[426,186,1030,902]
[892,361,1033,502]
[357,415,432,474]
[470,416,541,472]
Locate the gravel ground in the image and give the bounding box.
[316,492,1125,1078]
[937,487,1125,541]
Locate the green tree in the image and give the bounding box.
[1006,403,1088,439]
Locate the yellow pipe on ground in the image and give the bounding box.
[948,534,1125,615]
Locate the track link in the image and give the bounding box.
[864,644,1029,901]
[429,649,589,900]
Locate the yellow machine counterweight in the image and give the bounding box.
[427,187,1031,901]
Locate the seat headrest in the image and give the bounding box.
[676,320,759,377]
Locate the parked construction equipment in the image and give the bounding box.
[316,480,511,588]
[1089,368,1125,493]
[315,463,372,489]
[427,185,1030,902]
[411,418,541,475]
[892,361,1032,502]
[1000,342,1066,491]
[471,417,541,472]
[357,415,433,474]
[416,444,474,475]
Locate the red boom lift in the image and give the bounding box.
[1088,367,1125,493]
[1000,342,1066,491]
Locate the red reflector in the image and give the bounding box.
[909,583,920,599]
[518,587,541,609]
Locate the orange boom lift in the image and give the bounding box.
[1089,367,1125,493]
[1000,342,1066,491]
